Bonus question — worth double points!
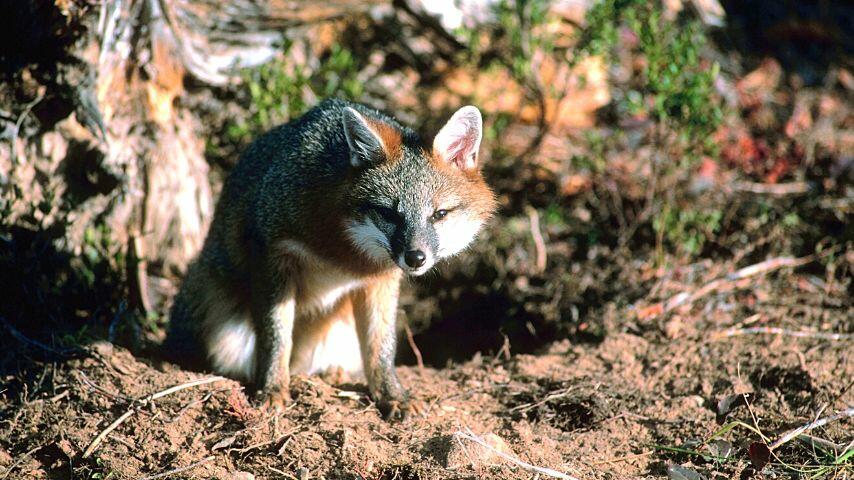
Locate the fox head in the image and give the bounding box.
[342,106,496,275]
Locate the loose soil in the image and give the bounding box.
[1,261,850,479]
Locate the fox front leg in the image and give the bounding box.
[352,274,413,420]
[252,277,296,410]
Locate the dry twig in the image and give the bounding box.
[1,316,86,359]
[9,94,44,166]
[590,450,654,466]
[712,326,853,341]
[731,181,812,195]
[0,444,44,480]
[454,428,579,480]
[636,255,816,320]
[127,234,153,315]
[796,434,847,453]
[267,465,298,480]
[138,455,215,480]
[77,371,133,402]
[82,376,226,458]
[770,407,854,450]
[526,206,547,273]
[168,391,216,422]
[230,427,301,454]
[403,322,424,370]
[510,387,574,414]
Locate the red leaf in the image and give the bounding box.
[748,442,770,470]
[636,303,664,321]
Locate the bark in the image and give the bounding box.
[2,0,382,297]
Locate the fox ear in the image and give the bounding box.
[342,107,385,167]
[433,106,483,171]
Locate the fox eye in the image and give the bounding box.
[431,209,449,221]
[360,202,402,226]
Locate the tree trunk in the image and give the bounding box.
[1,0,382,319]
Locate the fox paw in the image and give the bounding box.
[256,388,291,412]
[377,397,427,422]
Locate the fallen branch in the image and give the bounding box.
[590,450,653,466]
[732,181,812,195]
[454,428,579,480]
[267,465,298,480]
[0,444,44,480]
[725,256,815,280]
[229,427,301,455]
[526,206,547,273]
[510,387,574,414]
[77,371,134,402]
[168,391,216,422]
[139,455,215,480]
[796,434,847,453]
[9,93,44,166]
[712,327,853,341]
[0,316,87,360]
[82,376,227,458]
[635,255,816,320]
[403,322,424,370]
[127,234,153,315]
[770,407,854,451]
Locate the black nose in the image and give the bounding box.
[404,250,426,268]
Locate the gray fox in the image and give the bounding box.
[166,99,496,419]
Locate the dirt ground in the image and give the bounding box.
[1,257,851,479]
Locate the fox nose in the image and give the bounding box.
[404,250,426,268]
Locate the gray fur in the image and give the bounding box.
[166,98,493,417]
[342,107,384,167]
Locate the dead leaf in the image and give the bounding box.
[716,392,756,423]
[636,303,664,321]
[838,69,854,91]
[560,174,592,196]
[706,439,732,459]
[56,439,76,457]
[784,95,812,138]
[667,464,707,480]
[212,435,237,451]
[690,0,725,27]
[681,439,703,450]
[748,442,770,470]
[736,58,781,108]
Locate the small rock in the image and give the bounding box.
[56,439,76,458]
[231,472,254,480]
[90,341,114,357]
[0,448,12,466]
[664,316,683,339]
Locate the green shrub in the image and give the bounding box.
[653,205,722,259]
[314,44,364,100]
[577,0,725,260]
[578,0,722,151]
[225,59,309,145]
[225,42,364,145]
